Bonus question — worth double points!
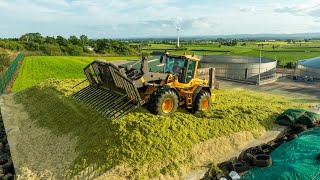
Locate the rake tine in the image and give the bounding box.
[107,97,136,118]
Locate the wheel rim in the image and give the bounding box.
[201,99,209,110]
[162,98,174,113]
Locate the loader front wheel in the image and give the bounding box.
[194,91,211,112]
[148,89,178,116]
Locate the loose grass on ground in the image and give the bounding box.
[13,79,309,178]
[11,56,139,92]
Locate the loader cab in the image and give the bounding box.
[162,54,198,84]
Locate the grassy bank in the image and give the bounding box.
[13,79,309,178]
[11,56,139,91]
[0,49,18,76]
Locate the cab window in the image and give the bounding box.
[164,56,185,74]
[186,60,196,83]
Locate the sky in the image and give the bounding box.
[1,0,320,38]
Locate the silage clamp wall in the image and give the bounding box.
[0,52,23,93]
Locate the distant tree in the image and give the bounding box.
[219,39,237,46]
[20,33,43,43]
[68,36,82,46]
[80,35,88,45]
[24,42,40,51]
[231,40,238,46]
[5,41,24,51]
[56,36,68,46]
[1,33,136,56]
[94,39,135,55]
[258,44,264,49]
[41,44,63,55]
[45,36,56,44]
[66,44,83,56]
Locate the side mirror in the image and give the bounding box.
[160,56,163,63]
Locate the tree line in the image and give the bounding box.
[0,33,138,56]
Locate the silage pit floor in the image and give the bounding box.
[0,94,78,179]
[0,78,312,179]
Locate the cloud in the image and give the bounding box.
[1,0,320,38]
[273,1,320,17]
[274,6,306,16]
[240,6,256,13]
[308,8,320,17]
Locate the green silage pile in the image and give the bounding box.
[13,79,309,178]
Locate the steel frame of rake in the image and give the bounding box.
[72,85,139,120]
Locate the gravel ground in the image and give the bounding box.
[218,77,320,103]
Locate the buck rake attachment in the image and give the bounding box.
[72,60,145,120]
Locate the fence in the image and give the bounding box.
[0,52,24,93]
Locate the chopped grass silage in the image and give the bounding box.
[13,79,310,178]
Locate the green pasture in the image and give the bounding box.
[11,40,320,91]
[13,79,309,178]
[11,56,139,91]
[142,41,320,65]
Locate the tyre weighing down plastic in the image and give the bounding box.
[243,127,320,180]
[0,114,14,179]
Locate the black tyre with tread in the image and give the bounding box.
[218,161,234,174]
[0,154,13,175]
[291,124,307,134]
[148,89,178,116]
[234,160,251,173]
[239,147,264,165]
[258,144,274,155]
[285,134,298,142]
[2,173,13,180]
[253,154,272,167]
[274,136,286,144]
[272,143,282,149]
[193,91,212,112]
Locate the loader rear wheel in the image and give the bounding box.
[194,91,211,112]
[148,89,178,116]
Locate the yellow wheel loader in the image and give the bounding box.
[73,53,216,119]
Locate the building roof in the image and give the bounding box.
[298,57,320,68]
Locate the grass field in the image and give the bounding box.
[11,56,139,91]
[13,79,310,178]
[141,41,320,65]
[10,40,320,91]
